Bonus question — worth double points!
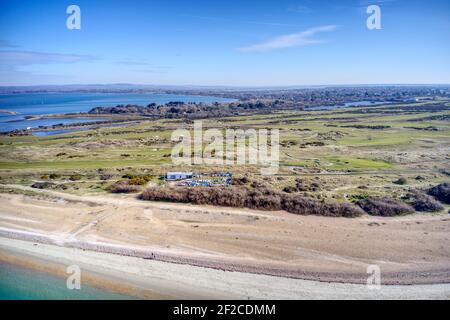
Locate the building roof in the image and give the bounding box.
[166,172,193,175]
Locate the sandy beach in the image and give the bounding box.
[1,237,450,299]
[0,186,449,296]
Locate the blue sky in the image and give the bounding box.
[0,0,449,86]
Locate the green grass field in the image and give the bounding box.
[1,99,449,199]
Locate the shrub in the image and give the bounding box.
[294,178,322,192]
[356,197,414,216]
[69,174,82,181]
[109,181,141,193]
[140,185,363,217]
[40,175,49,180]
[31,182,55,189]
[32,182,69,190]
[245,187,282,210]
[282,186,297,193]
[406,191,443,212]
[349,193,369,201]
[100,174,113,180]
[129,177,150,185]
[122,173,152,183]
[428,182,450,204]
[49,173,60,179]
[281,194,363,217]
[232,176,250,185]
[393,177,407,185]
[192,187,248,207]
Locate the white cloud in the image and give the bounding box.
[0,50,96,85]
[237,25,338,53]
[0,50,95,66]
[0,40,17,48]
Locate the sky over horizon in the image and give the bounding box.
[0,0,449,86]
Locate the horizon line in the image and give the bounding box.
[1,82,449,90]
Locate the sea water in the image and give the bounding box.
[0,262,134,300]
[0,92,236,132]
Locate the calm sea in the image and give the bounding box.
[0,92,235,132]
[0,262,134,300]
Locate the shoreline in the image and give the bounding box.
[1,226,449,286]
[0,251,153,299]
[0,187,449,287]
[0,109,17,115]
[0,116,140,136]
[1,237,450,299]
